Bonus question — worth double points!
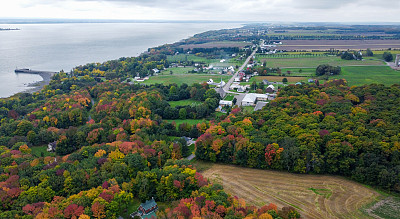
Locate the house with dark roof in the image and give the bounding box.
[254,101,268,111]
[132,198,158,219]
[215,87,226,99]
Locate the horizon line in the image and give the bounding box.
[0,18,400,25]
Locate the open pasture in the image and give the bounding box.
[331,66,400,86]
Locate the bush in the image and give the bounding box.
[316,64,341,76]
[383,52,393,62]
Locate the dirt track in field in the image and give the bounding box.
[202,164,381,219]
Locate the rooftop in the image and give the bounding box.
[254,101,268,111]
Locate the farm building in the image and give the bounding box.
[242,94,257,106]
[241,94,269,106]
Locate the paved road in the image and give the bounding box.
[222,42,260,93]
[186,154,196,161]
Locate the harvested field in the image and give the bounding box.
[180,41,250,50]
[277,40,400,51]
[203,164,381,219]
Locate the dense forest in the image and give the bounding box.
[0,52,301,218]
[196,80,400,192]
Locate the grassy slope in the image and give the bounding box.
[31,145,54,158]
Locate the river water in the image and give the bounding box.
[0,22,242,98]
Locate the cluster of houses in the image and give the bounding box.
[234,71,254,83]
[218,92,277,112]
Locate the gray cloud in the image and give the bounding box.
[4,0,400,22]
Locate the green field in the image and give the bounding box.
[331,66,400,86]
[141,74,231,86]
[31,145,54,158]
[163,67,196,75]
[165,119,205,126]
[168,99,202,107]
[257,55,384,68]
[167,54,218,64]
[365,197,400,219]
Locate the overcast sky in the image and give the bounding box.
[1,0,400,23]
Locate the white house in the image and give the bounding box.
[267,85,276,90]
[219,100,233,107]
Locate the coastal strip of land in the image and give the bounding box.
[23,71,55,94]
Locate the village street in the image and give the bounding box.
[222,41,261,93]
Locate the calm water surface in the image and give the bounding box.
[0,23,242,98]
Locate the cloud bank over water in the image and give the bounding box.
[2,0,399,22]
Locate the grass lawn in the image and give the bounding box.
[165,119,205,126]
[168,99,202,107]
[224,94,235,101]
[257,56,384,68]
[330,66,400,86]
[31,145,54,158]
[188,144,195,154]
[120,199,141,219]
[141,74,231,86]
[162,67,196,75]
